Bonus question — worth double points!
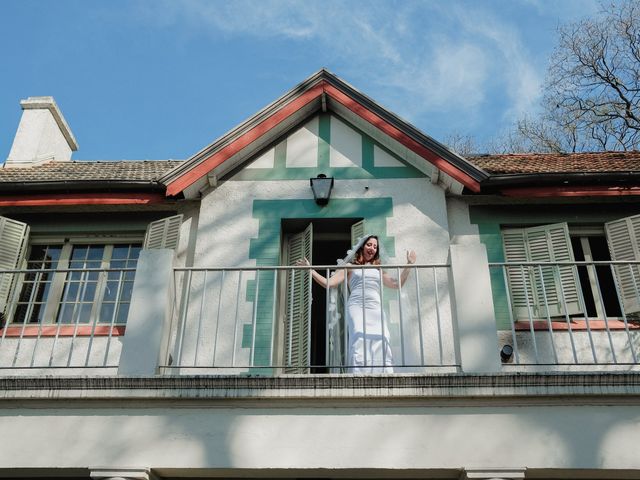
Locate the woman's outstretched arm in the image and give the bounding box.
[382,250,417,289]
[296,257,346,289]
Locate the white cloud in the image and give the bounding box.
[448,5,544,121]
[135,0,579,138]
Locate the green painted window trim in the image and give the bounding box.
[244,197,395,374]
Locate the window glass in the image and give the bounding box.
[12,242,141,325]
[13,245,63,324]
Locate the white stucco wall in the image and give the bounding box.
[0,399,638,475]
[446,196,480,245]
[170,176,457,372]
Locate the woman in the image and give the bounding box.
[298,235,416,373]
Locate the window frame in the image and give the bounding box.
[11,234,143,326]
[501,220,640,326]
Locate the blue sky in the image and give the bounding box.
[0,0,600,161]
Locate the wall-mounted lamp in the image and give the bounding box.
[500,344,514,363]
[310,174,334,206]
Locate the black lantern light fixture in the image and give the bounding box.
[310,174,334,206]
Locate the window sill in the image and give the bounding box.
[513,320,640,331]
[0,325,126,337]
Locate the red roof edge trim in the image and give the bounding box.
[165,83,326,197]
[500,186,640,198]
[0,193,166,207]
[322,84,482,193]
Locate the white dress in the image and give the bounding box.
[346,267,393,373]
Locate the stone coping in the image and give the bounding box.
[1,372,640,403]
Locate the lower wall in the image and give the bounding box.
[0,398,638,474]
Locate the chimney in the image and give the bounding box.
[5,96,78,167]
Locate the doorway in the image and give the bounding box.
[282,218,361,373]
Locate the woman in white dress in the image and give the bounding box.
[299,235,416,373]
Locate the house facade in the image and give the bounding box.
[0,70,639,480]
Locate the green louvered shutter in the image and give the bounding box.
[351,220,365,246]
[144,214,183,249]
[502,223,582,318]
[0,216,30,323]
[284,223,312,374]
[605,214,640,314]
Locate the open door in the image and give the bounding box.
[283,223,313,373]
[326,220,365,372]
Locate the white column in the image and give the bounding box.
[461,468,526,480]
[118,249,175,376]
[449,243,501,373]
[90,467,157,480]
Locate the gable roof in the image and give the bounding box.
[161,69,488,196]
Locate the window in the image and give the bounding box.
[12,241,141,325]
[502,214,640,320]
[0,213,183,328]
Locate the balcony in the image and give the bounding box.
[0,265,134,374]
[1,247,640,377]
[489,260,640,370]
[164,263,457,375]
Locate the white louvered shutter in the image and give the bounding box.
[605,214,640,314]
[144,214,183,249]
[284,223,313,374]
[502,223,582,318]
[525,223,582,317]
[502,228,536,318]
[351,220,365,246]
[0,216,30,322]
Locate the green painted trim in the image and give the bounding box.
[362,136,374,171]
[476,223,511,331]
[233,114,425,181]
[318,113,330,170]
[245,197,395,373]
[274,140,287,170]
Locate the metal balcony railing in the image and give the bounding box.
[490,261,640,367]
[0,267,135,370]
[164,264,457,375]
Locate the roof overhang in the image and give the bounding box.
[477,171,640,197]
[162,69,488,197]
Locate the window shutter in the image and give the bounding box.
[502,222,582,318]
[502,228,536,318]
[0,216,30,322]
[525,223,582,317]
[605,214,640,314]
[284,223,313,374]
[351,220,365,246]
[144,214,183,249]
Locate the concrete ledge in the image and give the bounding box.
[1,372,640,402]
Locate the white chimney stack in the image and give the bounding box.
[5,96,78,167]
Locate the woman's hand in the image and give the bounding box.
[296,257,311,266]
[406,250,417,264]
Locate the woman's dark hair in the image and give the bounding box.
[354,235,380,265]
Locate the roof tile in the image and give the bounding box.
[0,160,183,184]
[468,151,640,175]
